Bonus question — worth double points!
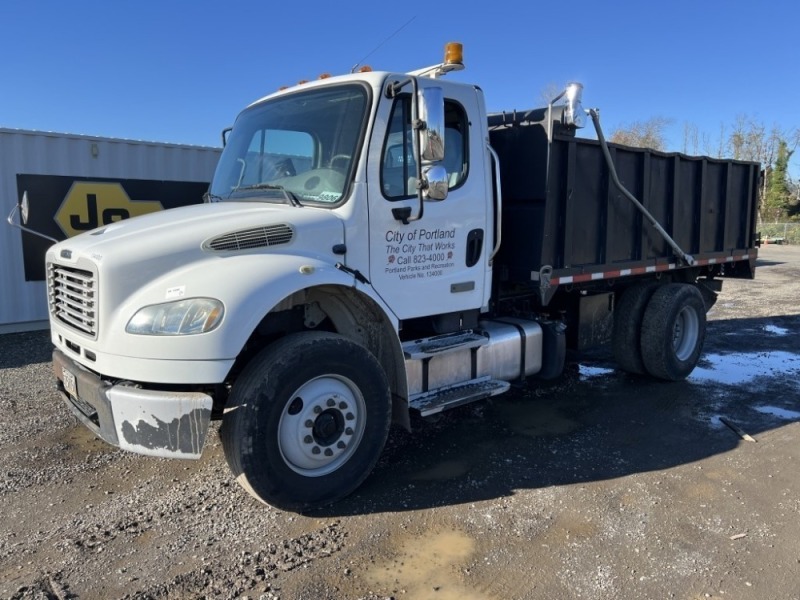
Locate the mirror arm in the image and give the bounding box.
[405,76,424,223]
[6,204,58,244]
[388,78,450,221]
[221,127,232,147]
[385,78,412,98]
[386,77,426,224]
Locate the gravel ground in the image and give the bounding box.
[1,244,799,600]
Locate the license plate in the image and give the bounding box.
[62,367,77,397]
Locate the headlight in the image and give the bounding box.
[126,298,224,335]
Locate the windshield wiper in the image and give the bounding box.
[203,191,224,203]
[233,183,301,207]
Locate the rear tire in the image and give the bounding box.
[640,284,706,381]
[612,282,659,375]
[221,331,391,511]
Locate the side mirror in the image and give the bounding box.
[418,87,445,162]
[19,191,30,225]
[423,165,448,201]
[221,127,233,147]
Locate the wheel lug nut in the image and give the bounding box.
[324,448,333,457]
[327,398,336,407]
[345,427,354,435]
[337,441,346,449]
[313,406,322,414]
[339,401,347,409]
[346,412,354,421]
[312,446,321,455]
[304,435,313,444]
[304,420,314,428]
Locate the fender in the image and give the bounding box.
[218,252,401,357]
[75,252,399,377]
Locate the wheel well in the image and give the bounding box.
[226,285,409,429]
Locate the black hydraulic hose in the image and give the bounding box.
[588,108,695,266]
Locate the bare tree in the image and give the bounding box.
[609,117,672,151]
[599,109,800,222]
[682,121,700,154]
[701,130,715,157]
[716,122,727,158]
[728,115,770,163]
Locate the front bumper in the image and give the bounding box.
[53,349,212,459]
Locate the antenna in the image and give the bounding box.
[351,16,416,73]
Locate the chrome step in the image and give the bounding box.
[409,377,510,416]
[402,330,488,360]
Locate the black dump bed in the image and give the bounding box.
[488,108,760,305]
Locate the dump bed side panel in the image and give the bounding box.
[489,115,760,294]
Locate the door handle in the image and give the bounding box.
[466,229,484,267]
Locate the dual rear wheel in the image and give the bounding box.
[613,282,707,381]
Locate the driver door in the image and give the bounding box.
[366,79,489,321]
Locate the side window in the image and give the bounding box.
[380,97,468,200]
[443,102,468,189]
[381,98,415,199]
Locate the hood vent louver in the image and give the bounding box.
[204,224,294,251]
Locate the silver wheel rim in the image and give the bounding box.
[277,374,366,477]
[672,305,699,361]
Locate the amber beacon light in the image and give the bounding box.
[444,42,463,67]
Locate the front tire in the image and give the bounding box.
[221,332,391,511]
[640,284,706,381]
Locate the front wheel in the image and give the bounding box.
[221,332,391,511]
[640,284,707,381]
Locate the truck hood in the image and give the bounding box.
[49,201,343,262]
[46,202,346,308]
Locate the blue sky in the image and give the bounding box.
[1,0,798,174]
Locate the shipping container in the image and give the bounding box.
[1,128,221,332]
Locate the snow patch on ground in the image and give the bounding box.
[763,324,790,336]
[753,405,800,420]
[708,414,727,429]
[690,352,800,430]
[689,351,800,386]
[578,364,616,379]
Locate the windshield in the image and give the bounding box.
[209,84,369,205]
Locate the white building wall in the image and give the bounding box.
[1,129,221,331]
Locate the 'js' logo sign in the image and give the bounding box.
[54,182,164,238]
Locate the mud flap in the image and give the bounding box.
[695,280,720,312]
[538,320,566,380]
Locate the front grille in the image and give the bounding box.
[48,263,98,337]
[204,224,294,251]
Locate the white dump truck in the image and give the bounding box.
[24,44,758,510]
